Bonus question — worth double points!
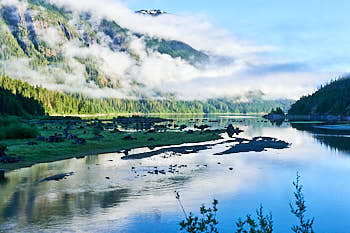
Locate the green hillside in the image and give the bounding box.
[288,76,350,116]
[0,76,292,116]
[0,1,292,116]
[0,0,208,89]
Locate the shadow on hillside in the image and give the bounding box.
[0,88,45,116]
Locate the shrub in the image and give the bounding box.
[270,107,285,115]
[179,199,219,233]
[0,131,5,140]
[290,174,315,233]
[2,124,39,139]
[235,206,273,233]
[0,116,39,140]
[0,116,20,127]
[179,175,314,233]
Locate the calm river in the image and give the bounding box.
[1,115,350,233]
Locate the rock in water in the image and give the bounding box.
[216,136,290,155]
[226,124,243,137]
[39,172,74,183]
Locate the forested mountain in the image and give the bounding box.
[0,76,292,116]
[288,76,350,116]
[0,0,208,93]
[0,0,293,116]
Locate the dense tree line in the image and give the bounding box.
[289,75,350,116]
[0,87,45,116]
[0,76,292,116]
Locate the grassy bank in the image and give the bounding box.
[0,118,223,170]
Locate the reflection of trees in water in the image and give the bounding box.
[314,135,350,154]
[0,163,51,218]
[161,114,271,129]
[291,123,350,155]
[0,115,287,230]
[85,154,101,165]
[150,114,285,139]
[0,159,193,228]
[0,188,130,224]
[268,119,284,127]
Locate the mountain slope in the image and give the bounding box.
[0,75,293,116]
[0,0,208,95]
[288,76,350,116]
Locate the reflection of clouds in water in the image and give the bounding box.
[3,118,350,232]
[63,148,264,232]
[0,140,265,231]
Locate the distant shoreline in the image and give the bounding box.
[50,112,267,118]
[287,115,350,121]
[264,114,350,122]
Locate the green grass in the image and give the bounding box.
[0,116,39,140]
[0,120,223,170]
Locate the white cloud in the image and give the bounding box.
[39,27,62,47]
[0,0,338,100]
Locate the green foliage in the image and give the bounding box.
[0,5,67,70]
[1,125,221,170]
[100,19,127,37]
[27,0,70,20]
[0,116,19,127]
[92,127,102,136]
[179,199,219,233]
[0,124,39,140]
[0,85,45,116]
[289,174,315,233]
[289,75,350,116]
[234,206,273,233]
[75,57,120,88]
[79,18,101,46]
[179,175,314,233]
[146,38,209,64]
[179,201,273,233]
[269,107,285,116]
[0,116,39,140]
[100,19,127,48]
[0,76,292,116]
[0,19,26,59]
[1,2,78,73]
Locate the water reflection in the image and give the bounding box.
[291,122,350,155]
[1,116,350,232]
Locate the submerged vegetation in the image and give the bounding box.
[179,174,314,233]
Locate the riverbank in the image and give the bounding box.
[264,114,350,122]
[0,117,223,171]
[287,115,350,121]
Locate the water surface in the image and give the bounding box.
[1,115,350,233]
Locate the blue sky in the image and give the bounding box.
[124,0,350,74]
